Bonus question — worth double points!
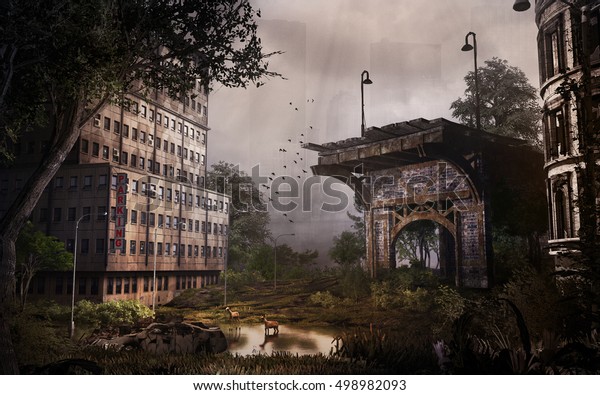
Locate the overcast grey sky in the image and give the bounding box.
[208,0,539,259]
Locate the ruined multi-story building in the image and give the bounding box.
[0,81,229,307]
[534,0,600,259]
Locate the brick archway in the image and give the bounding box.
[306,118,545,288]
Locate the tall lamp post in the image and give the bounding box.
[361,70,373,137]
[70,211,107,338]
[273,233,294,290]
[461,32,481,131]
[152,224,162,313]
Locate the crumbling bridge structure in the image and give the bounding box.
[306,118,545,288]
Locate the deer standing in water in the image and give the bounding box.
[261,315,279,335]
[225,307,240,323]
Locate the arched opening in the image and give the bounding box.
[390,219,456,282]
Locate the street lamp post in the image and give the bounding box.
[461,32,481,131]
[152,225,162,313]
[273,233,294,290]
[70,211,106,338]
[361,70,373,137]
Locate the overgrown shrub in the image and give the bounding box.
[434,285,467,331]
[340,267,371,301]
[75,299,153,328]
[11,302,75,367]
[308,291,340,309]
[500,266,567,339]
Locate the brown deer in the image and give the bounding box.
[261,315,279,335]
[225,307,240,323]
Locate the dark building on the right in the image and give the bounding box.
[534,0,600,261]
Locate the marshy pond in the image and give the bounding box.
[219,323,343,356]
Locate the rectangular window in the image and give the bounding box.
[93,114,101,127]
[165,243,171,255]
[81,239,89,254]
[132,277,138,293]
[55,276,64,295]
[102,145,109,160]
[116,277,122,294]
[97,206,106,220]
[114,120,120,134]
[124,278,130,294]
[132,127,138,141]
[141,105,147,117]
[84,175,92,188]
[78,278,86,295]
[107,277,114,295]
[95,238,105,254]
[104,117,111,131]
[91,278,99,295]
[140,241,146,255]
[92,142,99,157]
[98,175,107,188]
[53,207,61,222]
[68,207,76,221]
[81,139,89,154]
[123,124,129,138]
[130,240,136,255]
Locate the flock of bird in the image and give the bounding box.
[259,99,316,225]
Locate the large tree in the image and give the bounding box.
[450,57,541,145]
[16,222,72,309]
[0,0,280,373]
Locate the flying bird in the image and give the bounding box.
[302,170,307,173]
[293,160,297,164]
[288,139,292,142]
[283,213,287,217]
[289,219,294,223]
[283,165,287,169]
[294,107,298,111]
[271,172,276,176]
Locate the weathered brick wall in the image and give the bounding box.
[364,160,489,287]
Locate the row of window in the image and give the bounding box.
[65,237,225,259]
[31,272,217,296]
[94,105,206,142]
[50,173,229,212]
[81,138,206,179]
[41,206,227,237]
[539,8,600,83]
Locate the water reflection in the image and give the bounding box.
[221,324,340,356]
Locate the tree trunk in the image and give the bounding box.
[0,96,86,374]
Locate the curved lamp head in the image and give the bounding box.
[461,32,476,52]
[361,70,373,85]
[513,0,531,12]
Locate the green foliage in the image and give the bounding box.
[11,301,74,367]
[450,57,542,145]
[222,269,264,294]
[434,285,467,328]
[394,221,439,268]
[340,266,371,302]
[308,291,341,309]
[500,266,568,338]
[16,222,73,307]
[75,300,153,328]
[492,228,530,283]
[329,230,365,268]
